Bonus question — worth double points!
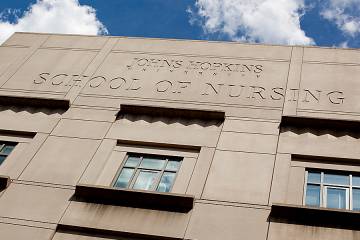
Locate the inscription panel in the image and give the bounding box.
[79,52,290,108]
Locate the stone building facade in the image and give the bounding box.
[0,32,359,239]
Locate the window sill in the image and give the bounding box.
[270,203,360,230]
[73,184,194,213]
[0,175,10,191]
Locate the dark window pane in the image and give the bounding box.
[324,173,349,185]
[353,188,360,211]
[114,168,134,188]
[165,160,181,171]
[1,145,15,155]
[140,157,166,170]
[326,188,347,209]
[157,172,176,192]
[124,156,141,168]
[133,171,159,190]
[307,172,321,184]
[305,184,320,207]
[0,155,5,165]
[353,176,360,187]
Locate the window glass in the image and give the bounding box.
[326,188,347,209]
[0,155,5,165]
[307,172,321,184]
[157,172,176,192]
[0,142,17,166]
[114,168,134,188]
[353,188,360,211]
[124,156,141,168]
[324,173,349,185]
[133,171,159,190]
[140,157,166,170]
[1,145,15,155]
[353,176,360,187]
[165,160,181,171]
[305,184,321,207]
[114,153,183,192]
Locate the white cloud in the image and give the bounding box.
[189,0,314,45]
[0,0,107,44]
[338,41,349,48]
[320,0,360,36]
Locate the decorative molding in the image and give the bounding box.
[118,104,225,122]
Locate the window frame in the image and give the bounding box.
[112,152,183,193]
[304,170,360,211]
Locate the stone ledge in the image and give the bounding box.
[270,203,360,230]
[118,104,225,121]
[73,184,194,213]
[0,95,70,110]
[0,175,10,191]
[280,115,360,133]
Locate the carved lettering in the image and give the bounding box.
[302,89,321,103]
[173,81,191,94]
[126,78,142,91]
[156,80,172,92]
[89,76,106,88]
[287,88,299,102]
[110,77,126,89]
[126,57,264,76]
[51,73,68,85]
[248,86,266,99]
[228,84,245,97]
[327,91,345,105]
[271,87,285,100]
[201,83,224,96]
[34,72,50,84]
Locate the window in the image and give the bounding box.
[0,141,16,165]
[305,170,360,211]
[113,153,183,192]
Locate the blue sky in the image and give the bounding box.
[0,0,360,48]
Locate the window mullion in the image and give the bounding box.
[321,172,324,208]
[152,158,168,191]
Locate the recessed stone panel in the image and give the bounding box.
[19,136,100,185]
[185,203,269,240]
[0,183,72,223]
[297,63,360,115]
[202,150,275,204]
[2,48,97,93]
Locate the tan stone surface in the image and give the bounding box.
[42,34,108,50]
[2,48,97,93]
[19,136,100,185]
[61,201,190,239]
[0,183,72,223]
[223,118,279,135]
[202,150,275,204]
[51,119,111,139]
[53,232,116,240]
[185,203,269,240]
[113,37,292,60]
[268,222,360,240]
[0,223,54,240]
[217,131,278,154]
